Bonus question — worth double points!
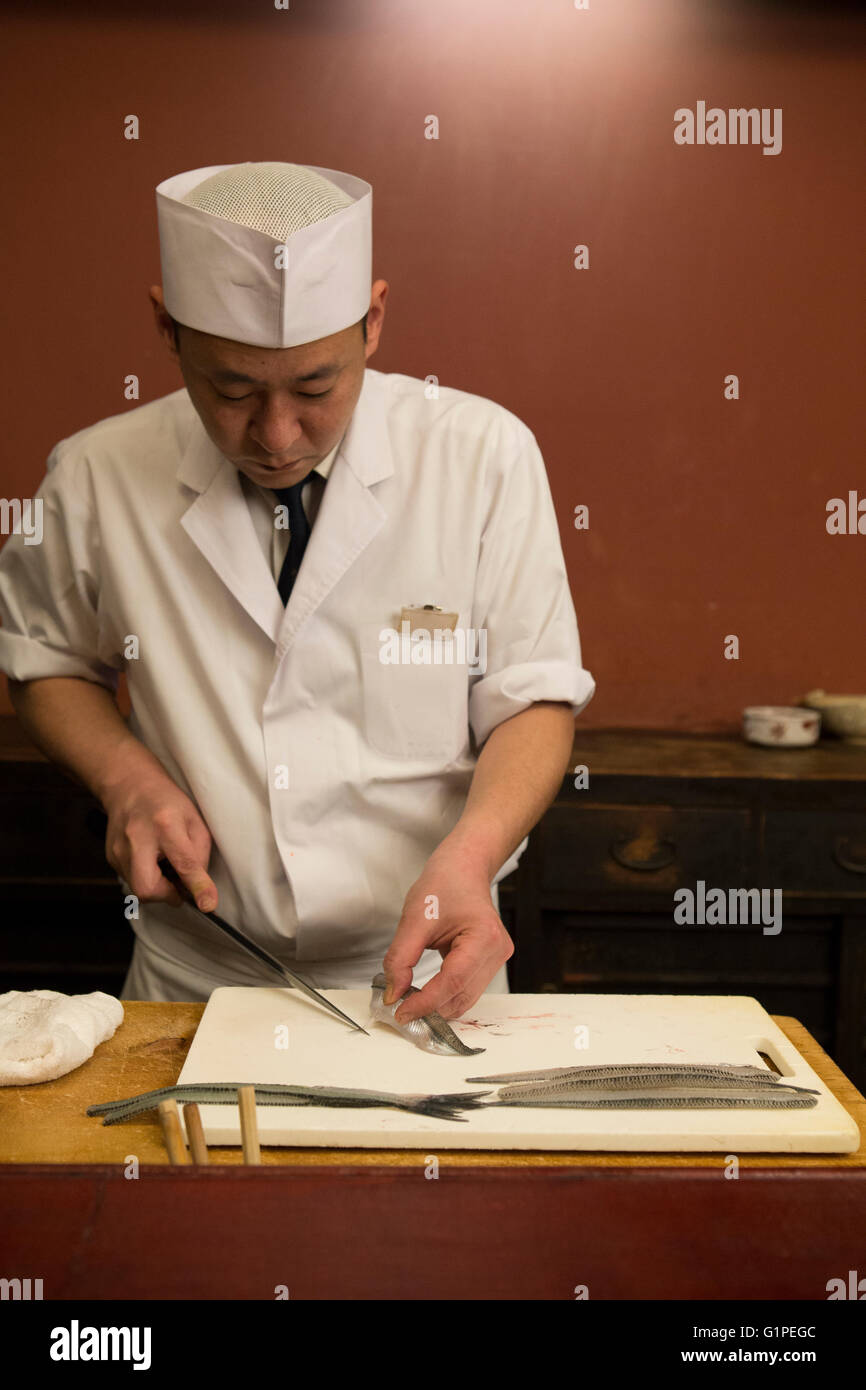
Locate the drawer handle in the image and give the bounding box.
[610,836,677,873]
[832,836,866,875]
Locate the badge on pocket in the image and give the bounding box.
[399,604,459,633]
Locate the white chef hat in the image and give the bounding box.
[155,161,372,349]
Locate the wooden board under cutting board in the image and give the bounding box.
[176,988,860,1153]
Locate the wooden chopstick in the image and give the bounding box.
[237,1085,261,1164]
[158,1098,191,1165]
[183,1102,209,1165]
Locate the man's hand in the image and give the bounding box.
[382,838,513,1022]
[383,700,575,1022]
[102,767,218,913]
[7,677,219,914]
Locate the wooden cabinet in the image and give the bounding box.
[502,731,866,1094]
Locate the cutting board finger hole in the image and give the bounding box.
[756,1048,783,1076]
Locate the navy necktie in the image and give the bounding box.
[273,481,311,604]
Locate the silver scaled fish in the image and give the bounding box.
[86,1082,491,1124]
[465,1062,784,1086]
[463,1062,819,1110]
[370,973,485,1057]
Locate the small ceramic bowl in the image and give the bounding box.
[799,690,866,743]
[743,706,821,747]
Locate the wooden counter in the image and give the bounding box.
[1,1001,864,1166]
[2,1003,865,1299]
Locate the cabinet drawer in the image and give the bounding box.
[764,811,866,893]
[552,915,836,1055]
[541,804,750,900]
[556,915,834,986]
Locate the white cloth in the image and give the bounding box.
[0,369,595,1000]
[0,990,123,1085]
[156,163,372,348]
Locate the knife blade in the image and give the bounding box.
[157,857,369,1034]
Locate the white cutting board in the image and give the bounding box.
[176,988,860,1152]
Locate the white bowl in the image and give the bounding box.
[799,690,866,742]
[743,706,821,747]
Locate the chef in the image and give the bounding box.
[0,161,595,1024]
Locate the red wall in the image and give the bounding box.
[1,0,863,728]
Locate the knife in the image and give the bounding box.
[157,856,369,1035]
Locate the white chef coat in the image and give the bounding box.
[0,369,595,1000]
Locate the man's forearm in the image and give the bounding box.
[7,676,171,804]
[442,700,575,880]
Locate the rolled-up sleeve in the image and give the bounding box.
[468,420,595,747]
[0,447,120,690]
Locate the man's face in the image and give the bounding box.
[172,317,369,490]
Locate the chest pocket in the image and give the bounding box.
[360,621,470,761]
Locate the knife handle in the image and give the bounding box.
[87,815,196,908]
[157,856,198,906]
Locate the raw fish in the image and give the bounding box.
[463,1061,820,1110]
[370,973,484,1057]
[86,1081,491,1125]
